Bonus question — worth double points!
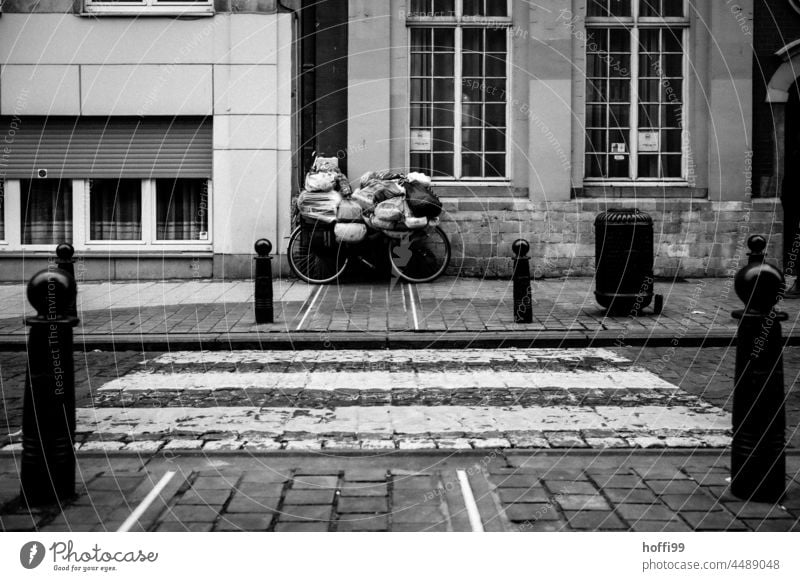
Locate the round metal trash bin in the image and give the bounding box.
[594,208,655,315]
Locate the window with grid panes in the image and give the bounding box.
[408,0,510,180]
[585,0,687,181]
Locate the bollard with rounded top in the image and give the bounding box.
[512,239,533,324]
[730,235,787,503]
[55,243,77,318]
[254,239,274,324]
[20,267,79,506]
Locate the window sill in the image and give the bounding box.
[81,6,214,17]
[574,185,707,198]
[0,250,213,258]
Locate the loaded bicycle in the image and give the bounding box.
[287,216,451,284]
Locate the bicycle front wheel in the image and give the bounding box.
[388,226,451,283]
[287,225,348,284]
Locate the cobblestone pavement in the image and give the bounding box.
[0,277,797,345]
[1,452,799,532]
[1,348,741,452]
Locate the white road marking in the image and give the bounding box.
[457,470,484,532]
[149,348,632,366]
[78,405,731,438]
[98,370,679,392]
[116,471,176,533]
[407,285,420,330]
[296,285,324,331]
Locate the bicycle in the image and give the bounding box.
[287,216,451,284]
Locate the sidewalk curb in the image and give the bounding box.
[1,331,797,351]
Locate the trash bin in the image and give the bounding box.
[594,208,662,316]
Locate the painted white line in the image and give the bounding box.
[296,285,324,331]
[150,348,632,365]
[116,471,176,533]
[99,369,679,392]
[457,470,484,532]
[407,284,419,330]
[77,405,732,439]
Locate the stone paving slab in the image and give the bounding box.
[1,451,799,532]
[0,278,797,347]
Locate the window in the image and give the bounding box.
[408,0,510,180]
[156,179,209,241]
[21,179,72,245]
[83,0,213,16]
[89,179,142,241]
[585,0,687,181]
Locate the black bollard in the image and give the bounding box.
[55,243,77,319]
[730,235,787,503]
[254,239,274,324]
[20,267,79,506]
[512,239,533,324]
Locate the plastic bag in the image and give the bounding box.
[367,215,398,230]
[305,171,338,193]
[335,222,367,244]
[352,188,377,212]
[297,190,342,223]
[336,198,363,223]
[374,196,405,222]
[404,215,428,229]
[406,172,432,187]
[405,182,442,219]
[312,156,339,173]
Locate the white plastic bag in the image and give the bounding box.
[304,172,338,193]
[334,223,367,243]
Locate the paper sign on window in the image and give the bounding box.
[410,130,432,151]
[638,131,660,152]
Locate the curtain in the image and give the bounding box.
[89,179,142,241]
[156,178,208,241]
[21,179,72,245]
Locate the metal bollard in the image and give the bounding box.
[730,235,787,503]
[20,267,79,506]
[56,243,77,319]
[254,239,274,324]
[512,239,533,324]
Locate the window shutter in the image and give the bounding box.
[0,117,212,179]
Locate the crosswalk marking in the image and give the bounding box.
[78,405,730,438]
[148,348,632,365]
[77,348,732,449]
[99,370,678,392]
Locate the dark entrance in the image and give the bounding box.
[783,82,800,281]
[299,0,349,180]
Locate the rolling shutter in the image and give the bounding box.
[0,117,212,179]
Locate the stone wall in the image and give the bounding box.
[440,198,783,279]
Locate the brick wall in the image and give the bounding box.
[440,199,783,279]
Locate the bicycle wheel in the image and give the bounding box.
[287,225,348,284]
[388,226,451,283]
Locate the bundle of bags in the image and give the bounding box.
[296,156,352,224]
[299,160,443,244]
[358,172,442,235]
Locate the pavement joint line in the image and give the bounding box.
[116,471,176,533]
[457,470,484,532]
[296,286,324,331]
[407,284,420,331]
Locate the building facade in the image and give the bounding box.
[0,0,294,281]
[0,0,781,280]
[346,0,776,278]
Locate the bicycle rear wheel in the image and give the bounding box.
[388,226,451,283]
[287,224,348,284]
